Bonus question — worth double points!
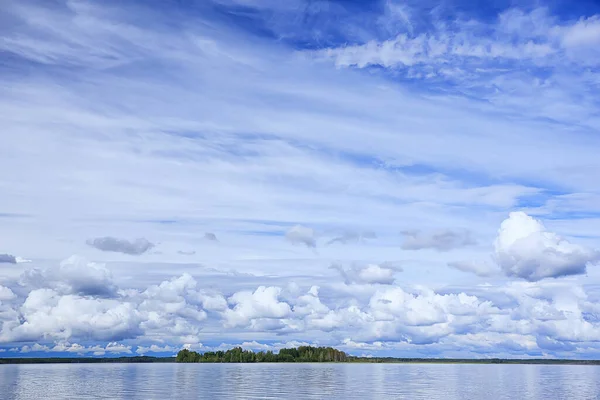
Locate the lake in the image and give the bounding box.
[2,363,600,399]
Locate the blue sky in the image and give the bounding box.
[1,0,600,359]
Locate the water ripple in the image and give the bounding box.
[2,363,600,399]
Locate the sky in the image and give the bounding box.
[1,0,600,359]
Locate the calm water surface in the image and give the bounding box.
[1,363,600,399]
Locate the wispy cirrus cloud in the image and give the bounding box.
[310,7,600,130]
[448,260,499,278]
[401,229,475,252]
[327,231,377,245]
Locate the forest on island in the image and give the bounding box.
[175,346,600,365]
[176,346,349,363]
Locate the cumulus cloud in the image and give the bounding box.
[86,237,155,255]
[178,250,196,255]
[0,254,17,264]
[89,342,132,356]
[223,286,291,328]
[285,225,316,247]
[0,285,16,301]
[204,233,218,242]
[292,286,330,317]
[5,264,600,357]
[137,274,208,338]
[362,287,500,344]
[136,344,177,355]
[330,262,400,285]
[401,229,475,251]
[15,342,133,356]
[494,212,600,281]
[0,288,142,343]
[306,305,370,332]
[19,343,50,353]
[290,285,501,345]
[197,291,228,312]
[20,255,117,297]
[448,260,500,277]
[369,287,494,327]
[0,258,209,345]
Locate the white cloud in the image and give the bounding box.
[401,229,475,252]
[560,16,600,49]
[3,263,600,357]
[197,291,228,312]
[20,255,116,297]
[137,274,208,339]
[310,7,600,132]
[368,287,496,327]
[11,341,134,355]
[0,285,16,301]
[86,237,155,255]
[307,305,370,332]
[494,212,600,281]
[136,344,177,354]
[51,342,88,354]
[448,260,499,277]
[330,263,399,285]
[0,288,142,343]
[292,286,329,317]
[285,225,316,248]
[223,286,291,328]
[19,343,50,353]
[1,258,209,345]
[327,231,376,245]
[90,342,132,356]
[314,8,600,69]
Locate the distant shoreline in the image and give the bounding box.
[2,357,600,366]
[0,356,176,364]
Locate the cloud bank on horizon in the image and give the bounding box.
[1,0,600,359]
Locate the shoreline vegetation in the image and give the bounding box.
[2,346,600,365]
[175,346,600,365]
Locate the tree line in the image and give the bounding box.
[176,346,600,365]
[176,346,349,363]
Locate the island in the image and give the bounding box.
[175,346,600,365]
[176,346,348,363]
